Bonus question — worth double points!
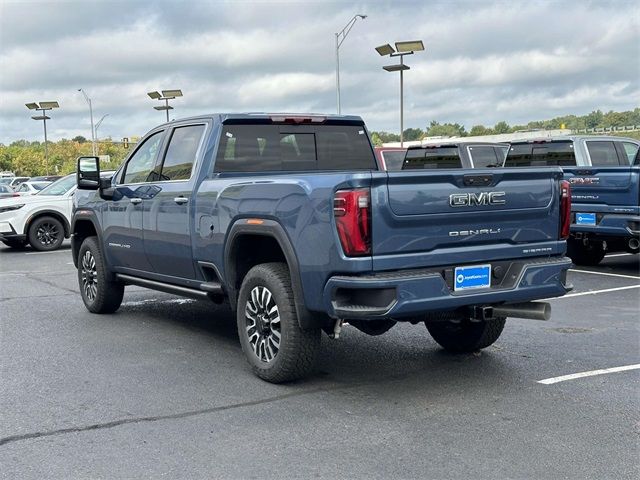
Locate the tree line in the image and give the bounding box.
[370,108,640,145]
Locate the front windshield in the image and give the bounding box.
[38,174,76,196]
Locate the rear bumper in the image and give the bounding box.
[323,256,572,320]
[570,212,640,239]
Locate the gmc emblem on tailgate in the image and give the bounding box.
[449,191,506,207]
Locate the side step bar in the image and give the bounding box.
[115,274,223,300]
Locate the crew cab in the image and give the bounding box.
[505,136,640,265]
[72,113,572,383]
[403,142,508,169]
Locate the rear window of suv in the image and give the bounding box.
[214,124,376,172]
[402,146,462,169]
[505,141,576,167]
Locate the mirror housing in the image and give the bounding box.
[76,156,100,190]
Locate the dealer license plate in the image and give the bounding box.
[454,264,491,291]
[576,213,596,226]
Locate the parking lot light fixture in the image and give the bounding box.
[375,39,425,147]
[335,14,367,115]
[78,89,96,156]
[25,101,59,175]
[148,89,183,122]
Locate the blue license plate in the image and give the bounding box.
[454,264,491,291]
[576,213,596,226]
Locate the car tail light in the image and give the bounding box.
[334,188,371,256]
[560,180,571,239]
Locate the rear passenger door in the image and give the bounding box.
[142,122,208,280]
[578,140,637,207]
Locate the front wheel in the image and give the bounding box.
[28,216,65,251]
[237,262,320,383]
[426,316,506,353]
[78,237,124,314]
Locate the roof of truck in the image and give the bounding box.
[154,113,365,127]
[509,135,640,144]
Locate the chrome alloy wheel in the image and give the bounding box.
[36,222,60,246]
[81,250,98,301]
[245,286,281,363]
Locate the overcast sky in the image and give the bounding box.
[1,0,638,143]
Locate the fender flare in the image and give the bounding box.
[70,210,106,271]
[24,209,71,237]
[224,219,325,330]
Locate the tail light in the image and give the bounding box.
[560,180,571,239]
[334,188,371,256]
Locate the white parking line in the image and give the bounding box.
[538,364,640,385]
[556,284,640,298]
[570,269,639,280]
[25,250,70,255]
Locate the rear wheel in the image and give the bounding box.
[28,216,64,251]
[426,316,506,353]
[567,238,606,266]
[237,262,320,383]
[78,237,124,314]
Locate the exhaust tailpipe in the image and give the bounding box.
[628,238,639,251]
[485,302,551,321]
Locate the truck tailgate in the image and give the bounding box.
[371,168,563,267]
[563,165,639,208]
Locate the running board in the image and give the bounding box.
[115,274,218,300]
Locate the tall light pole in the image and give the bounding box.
[148,89,183,122]
[94,114,109,155]
[375,40,425,147]
[77,88,96,156]
[25,101,59,175]
[335,14,367,115]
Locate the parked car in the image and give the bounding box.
[374,147,407,170]
[72,113,572,383]
[403,142,509,169]
[0,171,116,251]
[0,184,20,199]
[30,175,63,182]
[7,177,31,189]
[505,136,639,265]
[14,181,52,196]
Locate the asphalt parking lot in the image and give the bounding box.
[1,243,638,479]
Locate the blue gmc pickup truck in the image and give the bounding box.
[73,113,572,382]
[505,136,640,265]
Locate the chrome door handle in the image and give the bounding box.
[130,198,142,205]
[174,197,188,205]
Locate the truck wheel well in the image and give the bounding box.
[72,219,97,262]
[229,234,287,293]
[26,211,70,238]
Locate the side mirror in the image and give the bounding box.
[77,156,100,190]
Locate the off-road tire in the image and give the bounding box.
[78,236,124,314]
[28,216,65,251]
[567,238,606,266]
[2,239,27,249]
[237,262,320,383]
[426,316,506,353]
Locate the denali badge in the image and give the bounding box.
[449,191,506,207]
[449,228,501,237]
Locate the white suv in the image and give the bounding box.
[0,174,76,251]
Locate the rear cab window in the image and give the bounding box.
[214,122,375,172]
[618,142,639,165]
[505,141,576,167]
[381,151,406,170]
[402,146,462,169]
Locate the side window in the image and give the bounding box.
[157,125,205,181]
[619,142,639,165]
[122,132,164,184]
[586,141,621,166]
[468,146,498,168]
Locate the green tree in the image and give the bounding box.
[402,128,424,141]
[426,121,466,137]
[493,121,510,134]
[469,125,493,136]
